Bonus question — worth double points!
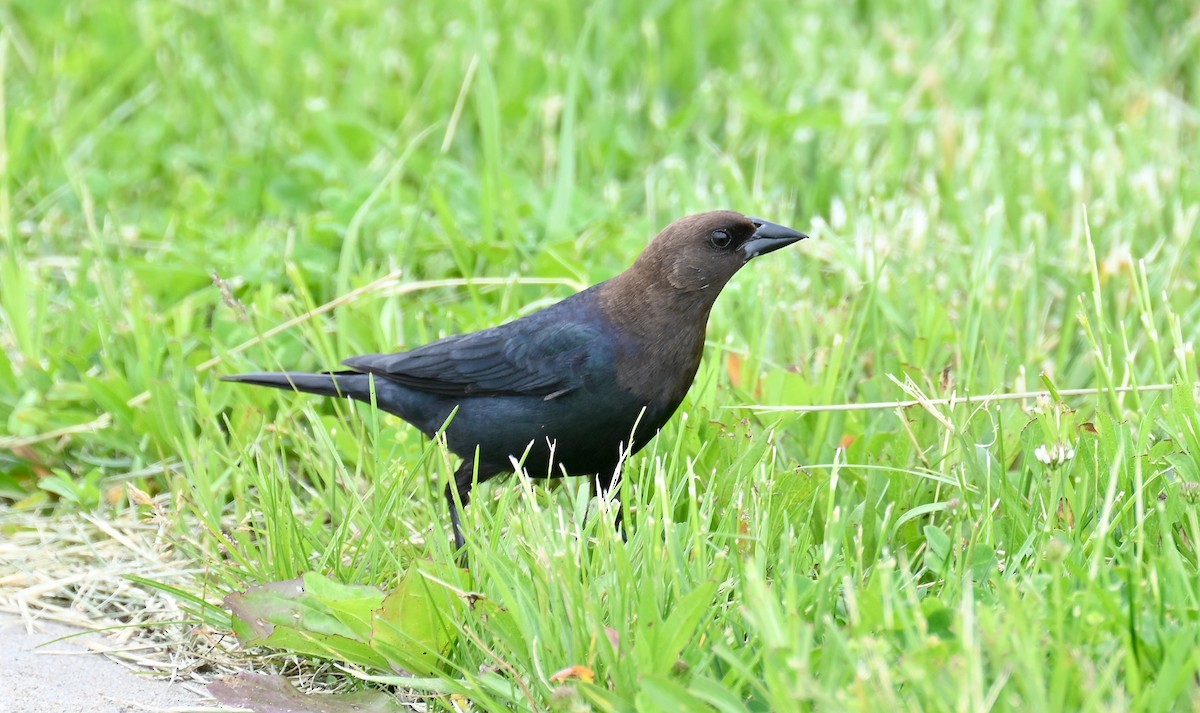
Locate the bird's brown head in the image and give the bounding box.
[630,210,808,295]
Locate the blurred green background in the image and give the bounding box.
[2,1,1200,710]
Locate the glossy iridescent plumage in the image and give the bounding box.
[223,210,807,553]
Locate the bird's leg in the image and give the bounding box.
[444,482,466,553]
[594,470,627,542]
[445,462,474,562]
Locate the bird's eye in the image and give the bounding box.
[710,229,732,249]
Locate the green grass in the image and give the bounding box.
[3,0,1200,710]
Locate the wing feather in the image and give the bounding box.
[342,318,602,398]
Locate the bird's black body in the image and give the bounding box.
[224,210,807,553]
[243,286,672,479]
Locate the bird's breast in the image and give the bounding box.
[608,324,706,422]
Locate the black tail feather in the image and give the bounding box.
[220,371,372,402]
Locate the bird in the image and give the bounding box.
[222,210,807,554]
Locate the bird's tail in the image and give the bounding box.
[220,371,373,402]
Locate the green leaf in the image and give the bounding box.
[636,675,712,713]
[303,572,387,640]
[921,598,955,640]
[224,575,391,671]
[660,581,719,664]
[685,676,755,713]
[923,525,952,573]
[969,544,998,583]
[371,561,463,675]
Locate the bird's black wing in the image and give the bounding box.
[342,318,603,399]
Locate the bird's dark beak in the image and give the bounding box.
[740,218,809,261]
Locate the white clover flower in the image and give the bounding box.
[1035,442,1076,469]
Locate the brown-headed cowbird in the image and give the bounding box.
[223,211,807,552]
